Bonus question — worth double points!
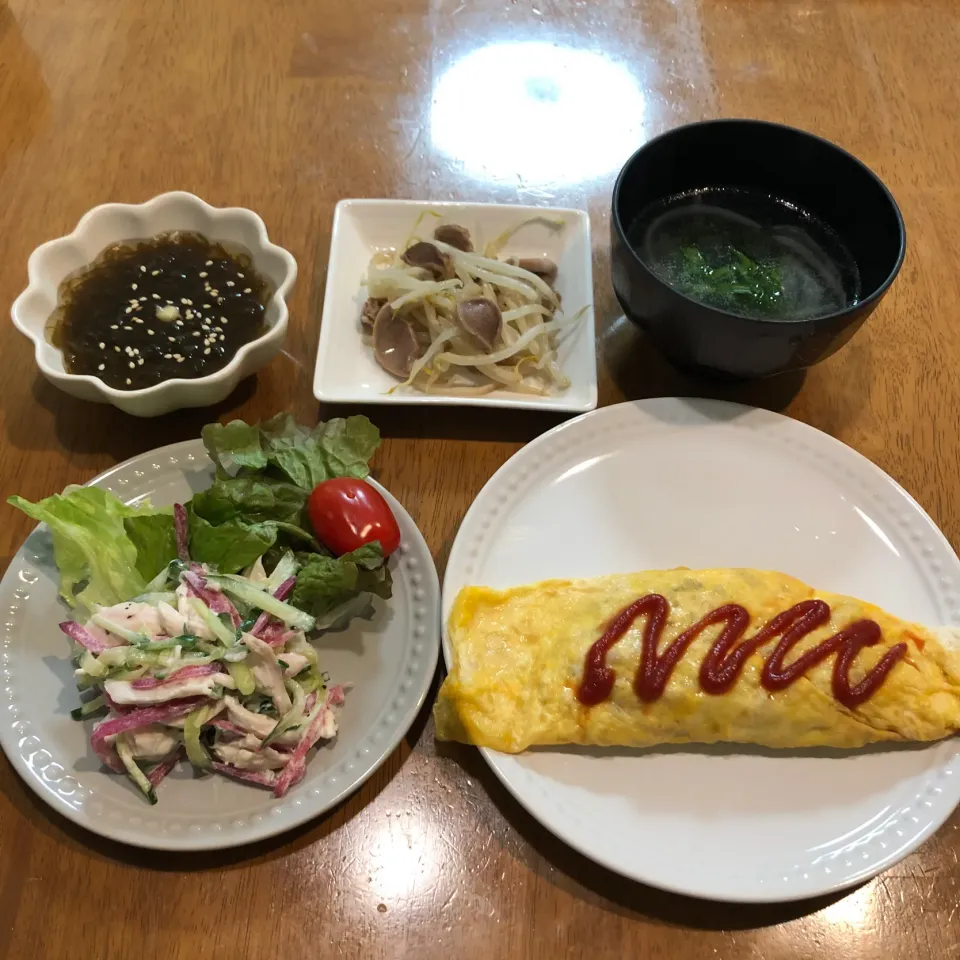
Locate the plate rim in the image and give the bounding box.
[0,438,440,852]
[440,397,960,902]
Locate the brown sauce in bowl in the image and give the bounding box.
[48,232,273,390]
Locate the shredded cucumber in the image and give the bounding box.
[141,634,200,652]
[79,650,108,678]
[262,680,306,747]
[226,662,255,695]
[189,597,237,647]
[265,551,298,593]
[70,694,106,720]
[207,575,315,632]
[184,702,221,769]
[132,591,178,607]
[116,736,157,805]
[297,668,324,696]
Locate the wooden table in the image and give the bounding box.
[1,0,959,956]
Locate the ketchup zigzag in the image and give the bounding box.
[577,595,908,709]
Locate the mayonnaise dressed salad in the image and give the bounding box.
[10,414,400,803]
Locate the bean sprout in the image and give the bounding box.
[361,217,589,396]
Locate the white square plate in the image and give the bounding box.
[314,200,597,411]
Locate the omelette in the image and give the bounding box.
[434,569,960,752]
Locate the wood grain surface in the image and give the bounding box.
[1,1,959,957]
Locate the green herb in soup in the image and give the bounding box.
[677,244,784,317]
[627,187,861,322]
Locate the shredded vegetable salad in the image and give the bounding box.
[361,214,590,397]
[10,414,398,803]
[66,519,343,803]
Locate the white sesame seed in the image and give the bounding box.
[133,348,140,355]
[213,326,222,333]
[131,283,138,291]
[176,357,184,363]
[128,361,136,369]
[98,341,105,349]
[151,269,160,276]
[210,290,219,297]
[203,347,211,355]
[185,309,194,320]
[140,265,146,273]
[151,293,160,299]
[202,324,210,331]
[139,296,148,302]
[134,318,144,324]
[199,271,208,278]
[123,326,132,331]
[114,346,121,352]
[205,260,213,266]
[110,324,119,329]
[192,331,201,337]
[243,288,252,294]
[125,307,133,314]
[175,320,184,327]
[98,363,105,371]
[220,317,228,324]
[219,334,225,341]
[203,304,211,309]
[168,336,176,342]
[181,298,191,305]
[138,358,144,365]
[163,353,172,359]
[226,281,235,287]
[126,378,132,384]
[147,329,154,335]
[237,272,244,279]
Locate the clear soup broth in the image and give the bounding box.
[626,186,861,321]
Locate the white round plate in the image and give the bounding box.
[0,440,439,851]
[442,398,960,902]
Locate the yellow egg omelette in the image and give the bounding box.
[434,569,960,752]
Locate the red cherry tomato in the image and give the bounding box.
[307,478,401,557]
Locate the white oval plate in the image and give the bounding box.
[0,440,439,850]
[442,398,960,902]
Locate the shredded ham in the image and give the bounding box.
[273,685,345,798]
[91,697,210,772]
[173,503,190,562]
[60,620,118,654]
[251,576,297,638]
[184,569,241,628]
[147,747,183,787]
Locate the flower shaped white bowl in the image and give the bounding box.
[11,192,297,417]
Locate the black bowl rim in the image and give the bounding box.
[611,117,907,327]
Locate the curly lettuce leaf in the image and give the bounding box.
[191,475,307,527]
[291,542,393,623]
[123,511,177,582]
[201,414,381,491]
[201,420,268,477]
[9,487,149,609]
[187,510,278,575]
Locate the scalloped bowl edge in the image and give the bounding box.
[11,191,297,416]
